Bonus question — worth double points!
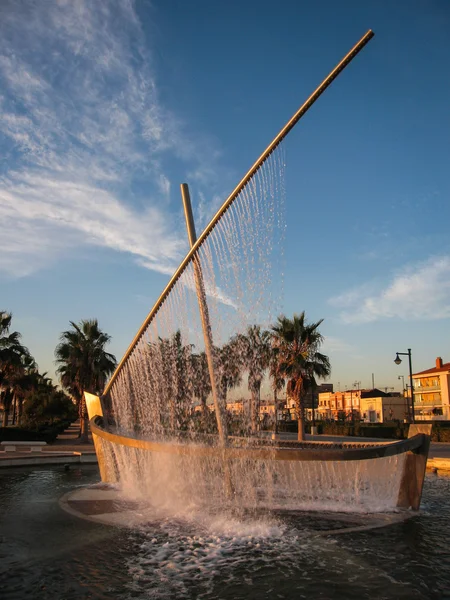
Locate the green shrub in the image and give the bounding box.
[0,419,72,444]
[0,427,47,442]
[37,428,60,443]
[277,420,298,433]
[318,422,407,439]
[432,427,450,442]
[357,425,396,439]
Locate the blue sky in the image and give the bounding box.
[1,0,449,392]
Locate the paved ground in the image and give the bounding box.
[45,420,95,453]
[0,420,97,467]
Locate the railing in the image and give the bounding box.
[415,399,442,406]
[414,385,441,392]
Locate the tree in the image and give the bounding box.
[148,331,194,433]
[23,386,77,428]
[270,312,330,441]
[9,356,41,425]
[0,311,33,427]
[215,340,243,406]
[191,351,211,413]
[269,342,285,435]
[55,319,116,443]
[234,325,271,433]
[212,340,243,435]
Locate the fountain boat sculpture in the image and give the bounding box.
[84,30,432,514]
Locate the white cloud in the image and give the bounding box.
[0,171,183,277]
[0,0,227,278]
[330,256,450,323]
[322,336,355,354]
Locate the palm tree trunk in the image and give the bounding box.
[200,395,209,428]
[12,396,17,425]
[79,395,89,443]
[2,390,13,427]
[250,390,258,434]
[18,398,23,426]
[80,414,89,443]
[297,397,306,441]
[274,388,278,435]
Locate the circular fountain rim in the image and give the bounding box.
[91,416,427,462]
[59,486,415,535]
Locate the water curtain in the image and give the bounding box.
[102,30,375,445]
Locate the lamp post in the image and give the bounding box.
[352,381,360,423]
[394,349,415,423]
[310,376,317,430]
[398,375,405,392]
[350,388,354,424]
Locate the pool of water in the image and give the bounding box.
[0,466,449,599]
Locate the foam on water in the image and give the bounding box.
[126,510,302,599]
[123,507,424,600]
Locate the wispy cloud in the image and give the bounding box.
[0,173,182,276]
[0,0,226,278]
[330,256,450,323]
[322,336,355,354]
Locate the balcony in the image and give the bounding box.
[414,385,441,392]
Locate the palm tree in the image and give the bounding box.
[191,351,211,413]
[215,340,243,431]
[170,330,194,430]
[55,319,116,443]
[10,355,40,425]
[148,331,194,432]
[270,312,330,441]
[269,343,285,435]
[234,325,271,433]
[0,311,32,427]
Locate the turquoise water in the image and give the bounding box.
[0,466,448,599]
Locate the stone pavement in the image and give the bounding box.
[46,420,96,454]
[0,420,98,468]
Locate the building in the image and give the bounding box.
[317,388,404,422]
[288,383,334,421]
[359,395,408,423]
[317,390,361,420]
[412,357,450,420]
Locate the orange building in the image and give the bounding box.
[412,357,450,420]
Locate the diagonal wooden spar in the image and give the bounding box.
[103,29,374,397]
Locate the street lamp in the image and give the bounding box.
[349,388,354,424]
[398,375,405,391]
[394,349,415,423]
